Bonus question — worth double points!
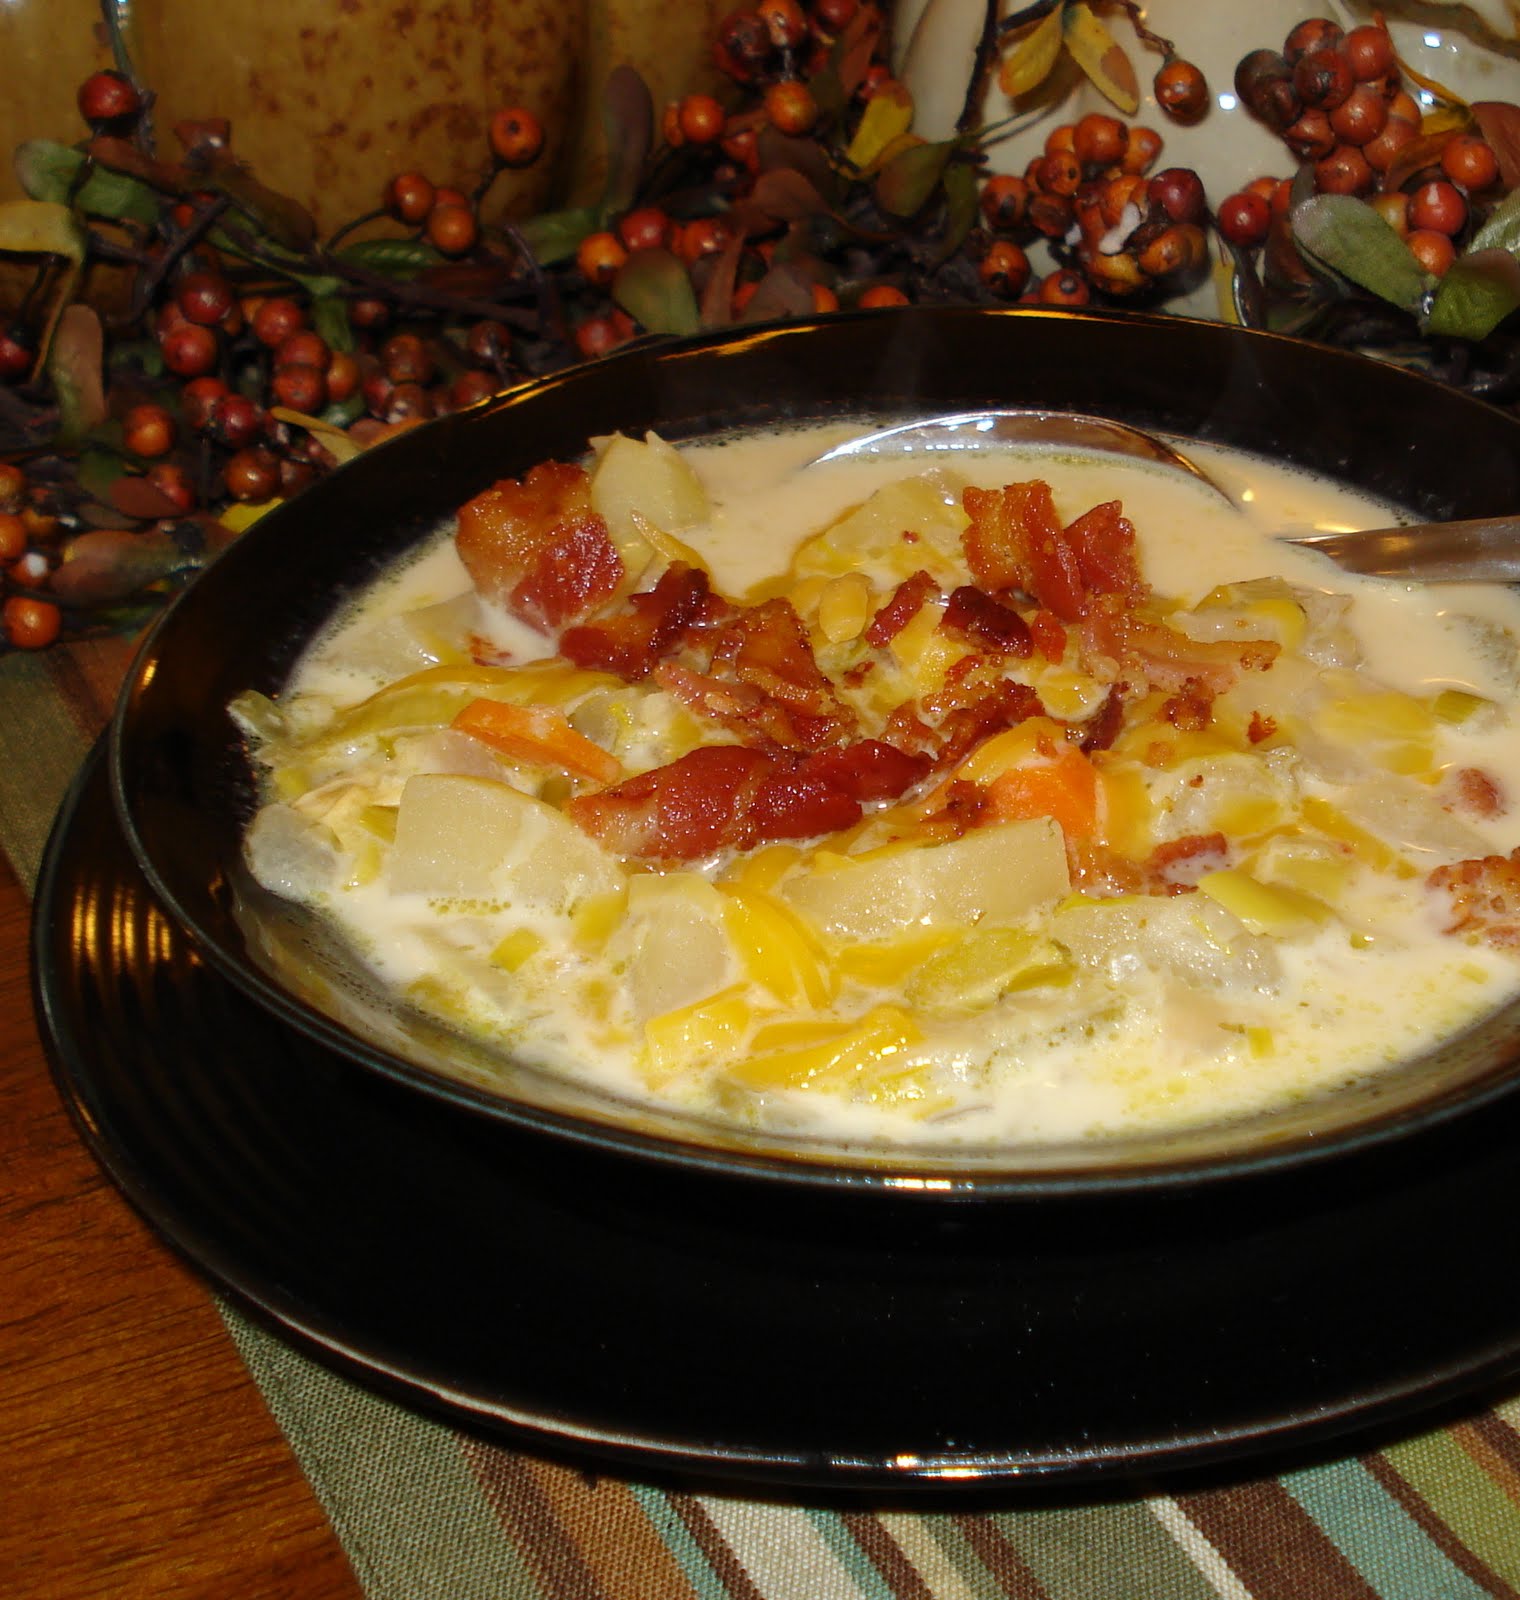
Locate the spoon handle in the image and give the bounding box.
[1282,517,1520,584]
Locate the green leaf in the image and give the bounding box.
[516,205,598,265]
[0,198,86,262]
[52,526,206,605]
[612,248,700,336]
[844,82,914,172]
[336,237,442,279]
[311,294,356,354]
[1467,184,1520,256]
[934,160,979,265]
[1061,2,1139,115]
[14,140,160,225]
[599,66,654,221]
[76,447,126,503]
[875,139,954,218]
[998,3,1065,99]
[1426,248,1520,340]
[48,305,109,447]
[1290,194,1427,312]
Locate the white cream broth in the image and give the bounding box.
[238,422,1520,1149]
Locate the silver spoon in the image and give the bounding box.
[811,410,1520,585]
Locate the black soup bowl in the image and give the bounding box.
[109,305,1520,1195]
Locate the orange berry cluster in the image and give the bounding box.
[1227,17,1506,278]
[975,113,1209,305]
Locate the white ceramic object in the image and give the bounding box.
[896,0,1520,318]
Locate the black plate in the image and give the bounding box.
[35,742,1520,1489]
[107,306,1520,1189]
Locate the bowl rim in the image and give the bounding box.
[106,303,1520,1198]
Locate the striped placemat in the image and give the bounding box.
[8,633,1520,1600]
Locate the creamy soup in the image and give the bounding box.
[234,422,1520,1147]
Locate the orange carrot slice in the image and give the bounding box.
[451,698,622,784]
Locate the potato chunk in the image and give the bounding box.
[391,773,625,909]
[780,817,1069,941]
[590,432,709,554]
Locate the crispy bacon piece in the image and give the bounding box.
[865,569,938,646]
[456,462,623,631]
[1079,594,1279,693]
[1063,500,1145,603]
[653,661,811,751]
[1442,767,1506,821]
[940,585,1033,657]
[1079,684,1128,753]
[963,480,1085,619]
[1028,609,1067,664]
[1247,711,1277,745]
[565,739,925,862]
[704,598,856,748]
[801,739,930,803]
[932,678,1044,769]
[559,562,715,679]
[1160,676,1215,733]
[1428,848,1520,949]
[1145,831,1229,892]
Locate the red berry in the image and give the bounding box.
[176,271,236,327]
[380,332,435,386]
[1216,189,1271,247]
[1293,47,1354,111]
[160,323,218,378]
[1073,112,1127,167]
[1314,144,1374,196]
[488,107,545,167]
[223,447,282,502]
[1037,270,1091,306]
[1283,18,1344,64]
[0,513,26,562]
[252,297,306,349]
[276,330,330,371]
[209,393,263,448]
[384,172,435,225]
[3,595,61,650]
[978,241,1031,298]
[1407,228,1456,276]
[757,0,807,49]
[858,285,910,308]
[0,327,35,383]
[617,206,671,253]
[1343,24,1395,81]
[77,71,140,124]
[465,320,512,366]
[1038,149,1083,197]
[1147,167,1206,225]
[426,203,478,256]
[123,402,177,458]
[1364,114,1419,173]
[271,364,328,413]
[450,370,500,409]
[677,94,727,145]
[349,297,391,331]
[1408,179,1467,236]
[325,352,361,404]
[980,174,1030,231]
[1328,84,1388,146]
[146,462,197,514]
[764,80,818,137]
[1441,135,1500,193]
[1154,59,1209,123]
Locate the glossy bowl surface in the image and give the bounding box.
[110,306,1520,1195]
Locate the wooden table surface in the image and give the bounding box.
[0,854,363,1600]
